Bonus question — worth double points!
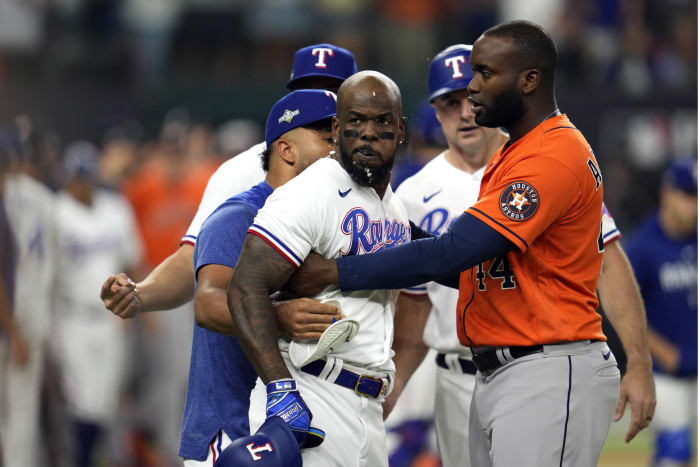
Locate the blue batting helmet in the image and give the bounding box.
[265,89,337,147]
[287,43,357,90]
[214,417,302,467]
[428,44,473,102]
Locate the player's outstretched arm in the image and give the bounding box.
[101,244,195,318]
[597,240,656,443]
[196,263,342,337]
[288,213,515,296]
[383,292,431,419]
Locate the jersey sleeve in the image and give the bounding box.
[247,179,320,268]
[467,155,581,252]
[181,144,266,245]
[194,203,256,277]
[601,202,621,245]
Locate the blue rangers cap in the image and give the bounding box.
[287,43,357,90]
[265,89,337,147]
[663,157,698,195]
[214,416,302,467]
[428,44,473,102]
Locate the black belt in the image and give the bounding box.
[300,360,387,399]
[435,353,477,375]
[472,345,544,373]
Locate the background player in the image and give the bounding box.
[287,21,655,466]
[0,125,56,467]
[386,44,656,465]
[625,158,697,467]
[101,43,357,319]
[181,90,337,466]
[53,142,143,467]
[228,71,409,466]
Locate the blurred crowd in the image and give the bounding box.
[0,0,695,94]
[0,0,696,466]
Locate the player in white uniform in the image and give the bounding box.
[385,45,655,466]
[229,71,410,466]
[0,128,56,467]
[52,143,143,466]
[101,43,358,319]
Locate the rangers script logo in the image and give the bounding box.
[499,181,539,221]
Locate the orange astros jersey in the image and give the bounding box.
[457,114,607,347]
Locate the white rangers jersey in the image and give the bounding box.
[54,189,143,320]
[396,151,622,354]
[181,142,266,245]
[3,174,56,340]
[250,157,411,373]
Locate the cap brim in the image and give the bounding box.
[287,73,346,89]
[428,82,472,102]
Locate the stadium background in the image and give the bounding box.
[0,0,696,466]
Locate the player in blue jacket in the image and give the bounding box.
[625,157,697,467]
[180,90,337,466]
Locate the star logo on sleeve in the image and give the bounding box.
[499,181,539,221]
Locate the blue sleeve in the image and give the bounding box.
[623,237,649,294]
[409,220,434,241]
[194,203,257,278]
[338,212,516,291]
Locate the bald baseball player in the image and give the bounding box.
[180,90,337,466]
[100,44,358,330]
[227,71,409,466]
[286,21,655,467]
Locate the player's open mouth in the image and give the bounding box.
[353,146,382,164]
[459,126,478,133]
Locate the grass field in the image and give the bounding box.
[599,412,698,467]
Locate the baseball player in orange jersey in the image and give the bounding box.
[287,20,655,467]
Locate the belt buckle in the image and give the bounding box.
[354,374,385,398]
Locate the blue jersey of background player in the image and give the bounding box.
[625,158,697,377]
[625,157,697,467]
[179,90,337,464]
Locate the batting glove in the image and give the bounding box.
[266,378,325,448]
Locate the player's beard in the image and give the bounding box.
[338,141,394,188]
[474,83,524,129]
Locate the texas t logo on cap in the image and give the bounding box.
[445,55,467,79]
[312,47,334,68]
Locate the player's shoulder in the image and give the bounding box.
[201,196,257,237]
[625,213,662,248]
[6,173,55,206]
[395,153,447,197]
[212,142,266,175]
[537,115,592,162]
[398,153,447,187]
[278,157,344,194]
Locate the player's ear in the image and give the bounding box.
[398,116,406,145]
[275,138,296,166]
[521,69,540,95]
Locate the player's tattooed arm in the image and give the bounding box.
[227,234,297,383]
[197,263,342,337]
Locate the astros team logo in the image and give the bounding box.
[499,181,539,221]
